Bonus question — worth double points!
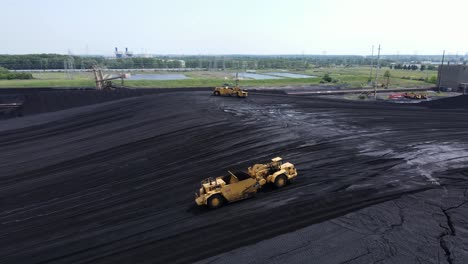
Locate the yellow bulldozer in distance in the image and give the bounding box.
[195,157,297,209]
[212,73,248,98]
[213,84,248,98]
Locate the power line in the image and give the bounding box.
[373,44,381,100]
[369,45,374,84]
[437,50,445,93]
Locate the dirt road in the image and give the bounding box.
[1,91,467,263]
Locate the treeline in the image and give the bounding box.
[0,54,184,70]
[181,55,393,69]
[0,67,33,80]
[0,54,75,70]
[0,54,396,70]
[383,54,466,64]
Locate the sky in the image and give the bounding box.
[2,0,467,55]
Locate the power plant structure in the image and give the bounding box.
[114,47,133,58]
[438,64,468,92]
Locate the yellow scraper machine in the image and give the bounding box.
[195,157,297,209]
[212,72,248,98]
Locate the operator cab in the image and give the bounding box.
[200,177,224,193]
[269,157,283,173]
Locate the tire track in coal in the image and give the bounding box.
[0,102,143,147]
[81,188,431,264]
[0,102,306,262]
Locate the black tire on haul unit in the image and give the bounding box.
[274,175,288,188]
[207,194,224,209]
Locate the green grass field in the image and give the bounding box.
[301,67,437,88]
[0,67,437,88]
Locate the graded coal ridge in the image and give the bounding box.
[0,89,467,264]
[0,88,211,117]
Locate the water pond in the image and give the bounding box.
[128,74,189,80]
[235,73,282,80]
[265,72,316,78]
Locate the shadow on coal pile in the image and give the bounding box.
[1,91,468,264]
[420,94,468,109]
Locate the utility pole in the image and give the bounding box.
[373,44,381,100]
[437,50,445,93]
[369,45,374,85]
[67,56,75,80]
[64,60,68,79]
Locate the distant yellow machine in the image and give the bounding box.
[213,84,248,98]
[212,73,248,98]
[403,92,428,100]
[195,157,297,209]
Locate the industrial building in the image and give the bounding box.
[114,47,133,58]
[439,64,468,91]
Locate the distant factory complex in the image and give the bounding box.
[114,47,133,58]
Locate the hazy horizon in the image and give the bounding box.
[3,0,467,56]
[1,53,460,58]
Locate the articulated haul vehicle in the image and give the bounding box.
[213,84,248,98]
[195,157,297,209]
[212,73,248,98]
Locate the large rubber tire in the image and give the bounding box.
[213,91,220,96]
[207,194,225,209]
[274,175,288,188]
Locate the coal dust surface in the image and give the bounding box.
[1,90,468,264]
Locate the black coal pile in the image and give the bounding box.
[1,90,467,264]
[421,94,468,109]
[0,88,211,117]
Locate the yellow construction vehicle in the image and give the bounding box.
[195,157,297,209]
[212,73,248,98]
[403,92,428,100]
[213,85,248,98]
[247,157,298,187]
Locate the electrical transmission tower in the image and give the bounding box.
[65,56,75,80]
[373,44,381,99]
[64,50,75,80]
[369,45,374,85]
[213,57,218,71]
[242,61,247,71]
